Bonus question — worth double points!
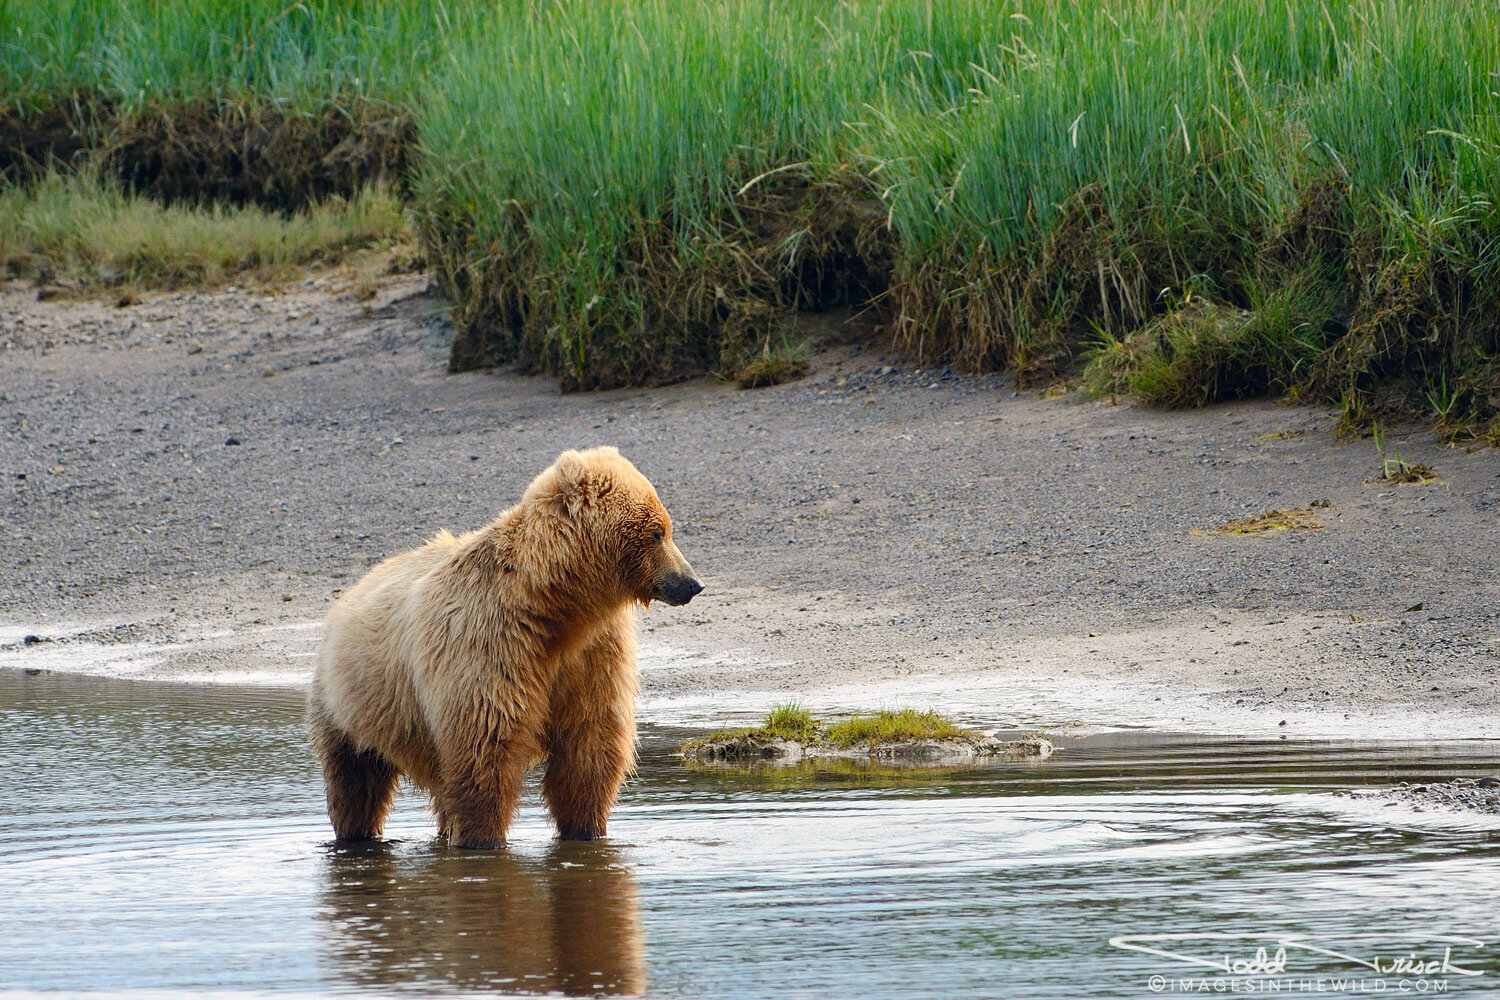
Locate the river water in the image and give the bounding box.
[2,672,1498,997]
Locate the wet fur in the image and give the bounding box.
[308,447,693,847]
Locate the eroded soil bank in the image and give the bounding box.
[2,271,1498,738]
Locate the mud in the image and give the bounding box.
[0,99,98,181]
[104,100,416,210]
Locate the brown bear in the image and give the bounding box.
[308,447,702,848]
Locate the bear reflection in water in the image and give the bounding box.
[320,840,645,995]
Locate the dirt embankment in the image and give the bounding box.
[1,98,414,210]
[2,269,1499,738]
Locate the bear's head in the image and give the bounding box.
[523,447,703,607]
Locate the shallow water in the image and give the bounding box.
[3,672,1499,997]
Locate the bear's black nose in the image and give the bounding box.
[655,575,703,606]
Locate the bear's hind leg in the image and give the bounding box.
[314,724,401,841]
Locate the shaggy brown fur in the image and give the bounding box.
[309,447,702,848]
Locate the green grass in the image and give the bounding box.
[0,171,406,290]
[1079,270,1336,407]
[5,0,1500,432]
[0,0,476,112]
[413,0,1500,426]
[0,1,482,208]
[680,702,817,753]
[761,703,820,742]
[681,704,979,755]
[822,709,975,750]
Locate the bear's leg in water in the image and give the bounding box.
[311,719,402,840]
[543,622,637,840]
[438,717,543,850]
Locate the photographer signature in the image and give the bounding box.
[1110,933,1487,977]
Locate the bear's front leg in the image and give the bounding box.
[543,618,637,840]
[437,724,543,850]
[543,710,633,840]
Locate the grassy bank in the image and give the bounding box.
[0,0,475,205]
[4,1,1499,433]
[0,172,406,291]
[419,0,1500,430]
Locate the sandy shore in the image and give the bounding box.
[3,268,1498,739]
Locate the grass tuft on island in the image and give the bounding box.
[758,703,822,742]
[823,709,973,749]
[681,704,1054,764]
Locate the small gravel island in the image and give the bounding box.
[1347,777,1500,815]
[680,705,1056,764]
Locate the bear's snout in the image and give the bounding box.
[652,539,702,606]
[654,572,703,606]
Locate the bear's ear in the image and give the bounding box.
[529,449,610,516]
[551,449,589,486]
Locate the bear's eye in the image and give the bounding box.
[652,528,666,541]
